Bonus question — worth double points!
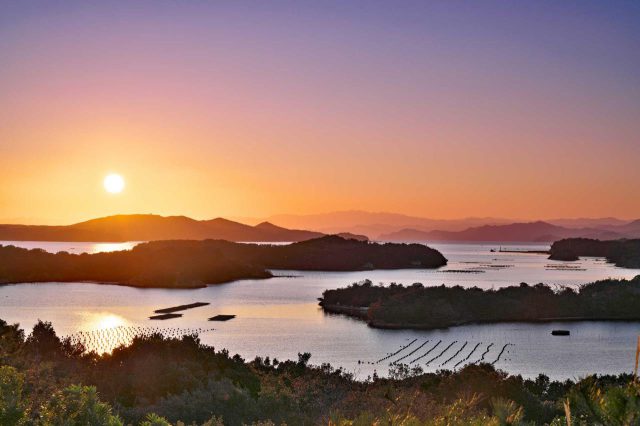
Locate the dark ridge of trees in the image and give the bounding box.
[320,276,640,329]
[1,318,638,425]
[549,238,640,268]
[0,242,272,288]
[0,236,446,288]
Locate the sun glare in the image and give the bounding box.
[104,173,125,194]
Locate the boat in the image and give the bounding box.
[551,330,570,336]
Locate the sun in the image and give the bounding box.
[104,173,125,194]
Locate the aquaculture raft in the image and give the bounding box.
[149,313,183,320]
[208,314,236,321]
[154,302,210,314]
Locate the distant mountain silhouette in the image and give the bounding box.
[0,214,368,243]
[546,217,630,228]
[240,210,639,241]
[379,221,632,242]
[239,210,513,238]
[604,219,640,235]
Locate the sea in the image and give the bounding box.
[1,240,639,380]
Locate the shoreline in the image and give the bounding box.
[321,303,640,330]
[0,277,252,290]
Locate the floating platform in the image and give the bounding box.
[208,314,236,321]
[551,330,570,336]
[154,302,210,314]
[149,313,183,320]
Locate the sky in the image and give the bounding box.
[1,1,639,225]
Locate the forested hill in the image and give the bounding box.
[320,276,640,329]
[549,238,640,268]
[0,236,446,288]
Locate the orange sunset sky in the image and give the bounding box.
[1,1,639,225]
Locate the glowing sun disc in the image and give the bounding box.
[104,174,125,194]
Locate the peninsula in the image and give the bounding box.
[549,238,640,268]
[0,236,446,288]
[320,276,640,329]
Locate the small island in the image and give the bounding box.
[320,276,640,329]
[0,235,446,288]
[549,238,640,268]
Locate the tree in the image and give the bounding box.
[40,385,123,426]
[139,413,171,426]
[0,366,27,426]
[25,320,61,357]
[553,377,640,425]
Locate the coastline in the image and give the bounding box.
[320,302,640,330]
[0,273,274,290]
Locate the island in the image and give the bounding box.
[319,276,640,329]
[0,235,446,288]
[549,238,640,268]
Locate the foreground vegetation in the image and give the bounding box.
[549,238,640,268]
[1,318,639,425]
[0,236,446,288]
[320,276,640,329]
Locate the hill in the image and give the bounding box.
[320,276,640,329]
[0,236,446,288]
[0,214,367,243]
[378,221,628,243]
[549,238,640,268]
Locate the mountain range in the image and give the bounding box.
[1,213,639,244]
[378,220,640,243]
[0,214,367,243]
[235,211,515,236]
[239,211,640,242]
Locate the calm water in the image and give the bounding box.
[1,241,639,380]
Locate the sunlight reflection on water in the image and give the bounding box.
[0,240,140,254]
[2,241,640,379]
[79,312,130,330]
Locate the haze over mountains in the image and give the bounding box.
[236,211,515,236]
[242,211,640,242]
[1,212,639,243]
[379,221,640,243]
[0,214,366,243]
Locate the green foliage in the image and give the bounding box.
[0,319,25,362]
[1,318,639,425]
[140,412,172,426]
[25,321,61,356]
[489,398,526,425]
[558,377,640,425]
[199,417,224,426]
[0,365,27,426]
[39,385,123,426]
[331,396,529,425]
